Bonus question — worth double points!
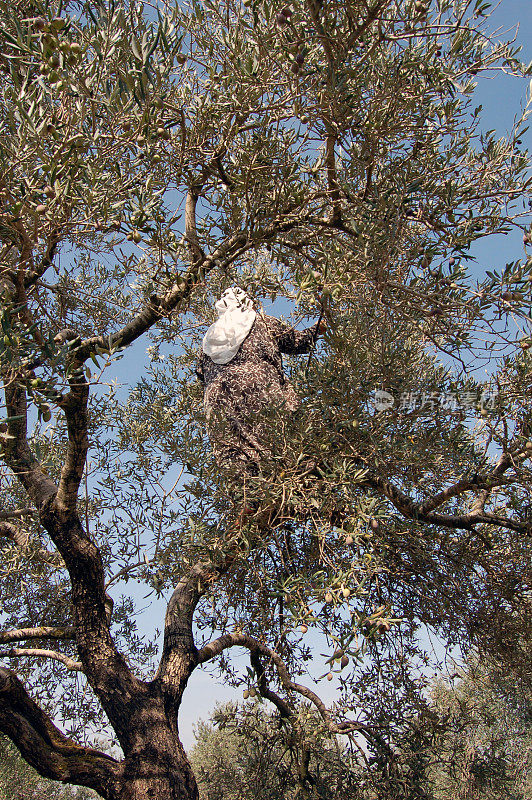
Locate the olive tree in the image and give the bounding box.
[427,660,532,800]
[0,0,531,798]
[189,703,362,800]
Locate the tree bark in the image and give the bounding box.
[0,667,200,800]
[117,716,198,800]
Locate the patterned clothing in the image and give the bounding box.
[197,313,318,473]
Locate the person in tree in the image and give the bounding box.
[197,287,324,474]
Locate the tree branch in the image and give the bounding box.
[196,632,370,738]
[365,472,530,534]
[25,232,61,288]
[249,650,292,719]
[38,509,145,729]
[0,507,35,521]
[0,626,76,645]
[0,667,121,798]
[55,377,90,516]
[304,0,335,65]
[3,366,145,736]
[155,553,245,703]
[347,0,391,50]
[0,520,29,547]
[0,647,82,671]
[325,128,343,225]
[2,379,58,509]
[72,211,335,367]
[184,189,206,266]
[155,563,211,699]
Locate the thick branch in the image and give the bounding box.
[4,362,146,738]
[0,667,121,798]
[0,520,28,547]
[3,379,57,509]
[469,451,514,514]
[0,507,35,521]
[25,232,60,288]
[249,650,292,719]
[0,647,82,671]
[155,563,211,697]
[419,476,510,514]
[325,128,343,224]
[155,554,246,703]
[73,209,344,368]
[55,379,90,516]
[0,626,76,645]
[185,189,206,266]
[39,509,145,731]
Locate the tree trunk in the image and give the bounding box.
[108,685,199,800]
[117,735,198,800]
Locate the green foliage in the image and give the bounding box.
[191,661,532,800]
[190,702,363,800]
[428,660,532,800]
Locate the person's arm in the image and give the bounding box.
[195,352,205,382]
[266,315,325,355]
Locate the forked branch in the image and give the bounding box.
[197,632,370,738]
[0,667,121,798]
